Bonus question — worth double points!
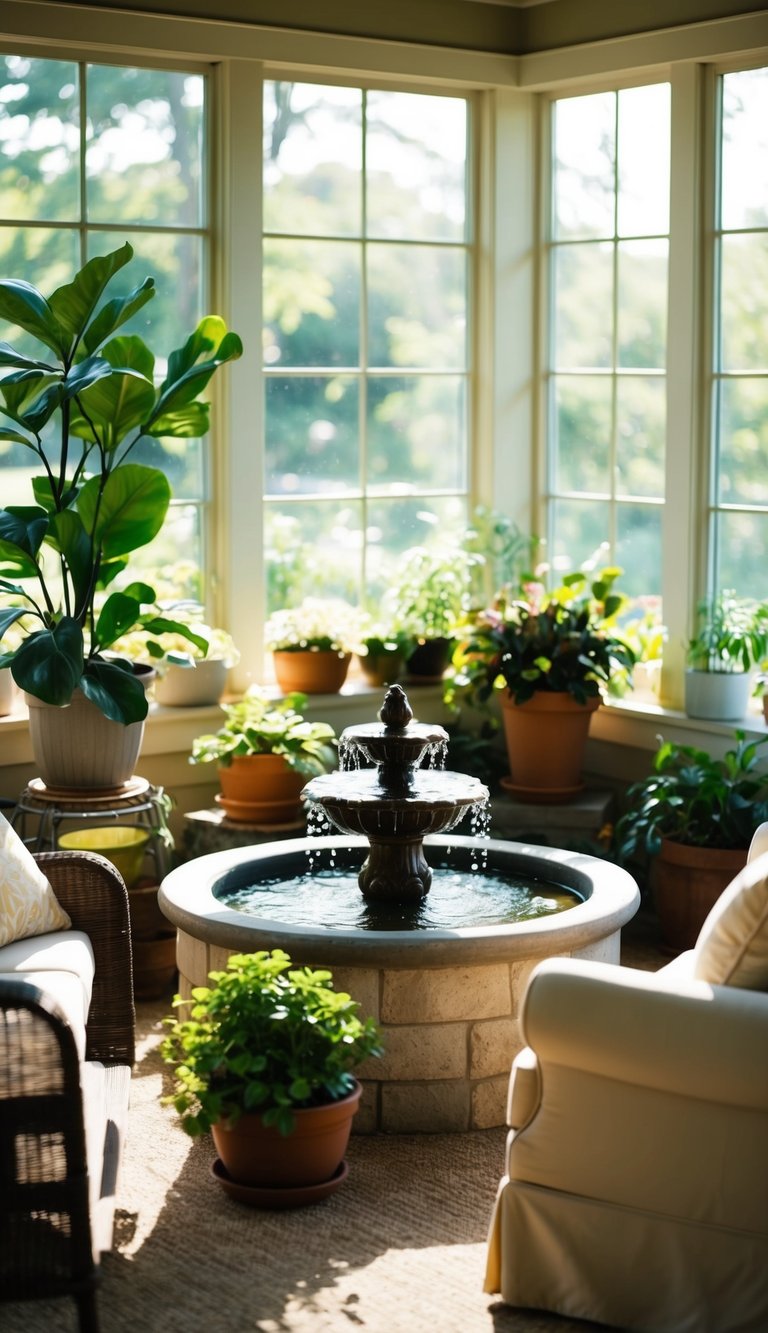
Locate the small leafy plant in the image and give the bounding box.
[687,591,768,674]
[189,685,337,774]
[615,730,768,859]
[161,949,383,1136]
[383,543,483,642]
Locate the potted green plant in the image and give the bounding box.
[0,242,242,788]
[685,591,768,721]
[161,948,383,1201]
[356,621,414,688]
[448,565,635,800]
[189,685,337,824]
[384,543,483,682]
[114,603,240,707]
[615,730,768,952]
[264,597,367,694]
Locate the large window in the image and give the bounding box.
[546,84,670,601]
[0,53,209,602]
[712,65,768,600]
[262,81,472,614]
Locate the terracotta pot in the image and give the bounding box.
[273,650,351,695]
[217,753,307,824]
[25,665,155,792]
[357,650,405,688]
[212,1081,362,1188]
[652,839,745,955]
[499,691,599,802]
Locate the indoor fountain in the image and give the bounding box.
[160,686,639,1133]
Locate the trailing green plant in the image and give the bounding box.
[161,949,383,1136]
[687,591,768,674]
[189,685,337,774]
[383,543,484,642]
[614,730,768,860]
[0,242,242,723]
[447,565,635,709]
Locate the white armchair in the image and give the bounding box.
[484,828,768,1333]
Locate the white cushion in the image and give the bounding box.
[0,811,70,945]
[0,928,95,995]
[692,851,768,990]
[12,968,91,1058]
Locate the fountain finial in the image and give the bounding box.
[379,684,413,732]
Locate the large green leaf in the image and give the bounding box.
[61,353,113,401]
[11,618,84,706]
[49,509,92,611]
[1,374,63,434]
[0,341,58,372]
[48,243,135,351]
[72,367,156,449]
[0,540,39,577]
[82,277,155,355]
[0,606,28,638]
[80,657,149,724]
[147,322,242,425]
[77,463,170,558]
[94,589,147,649]
[139,614,209,656]
[146,401,210,440]
[0,506,49,559]
[0,279,67,359]
[0,427,36,450]
[31,476,80,513]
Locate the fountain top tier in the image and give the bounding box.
[337,683,450,793]
[301,685,489,902]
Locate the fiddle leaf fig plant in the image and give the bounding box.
[0,242,242,723]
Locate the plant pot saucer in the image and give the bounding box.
[500,777,585,805]
[211,1156,348,1209]
[214,793,306,827]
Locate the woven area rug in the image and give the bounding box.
[2,994,618,1333]
[6,916,666,1333]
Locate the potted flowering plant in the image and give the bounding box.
[189,686,337,823]
[685,591,768,721]
[113,602,240,707]
[265,597,367,694]
[448,565,635,799]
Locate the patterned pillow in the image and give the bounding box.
[692,850,768,990]
[0,812,71,947]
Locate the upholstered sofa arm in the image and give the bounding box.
[34,851,135,1067]
[522,957,768,1111]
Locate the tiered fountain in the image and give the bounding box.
[160,686,639,1133]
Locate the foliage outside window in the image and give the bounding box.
[0,52,209,604]
[262,81,472,615]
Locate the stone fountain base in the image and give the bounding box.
[162,835,639,1134]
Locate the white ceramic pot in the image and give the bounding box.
[153,658,228,707]
[25,667,155,791]
[0,668,16,717]
[684,669,751,722]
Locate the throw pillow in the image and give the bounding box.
[692,850,768,989]
[0,812,71,947]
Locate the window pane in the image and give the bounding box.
[365,497,469,601]
[263,82,362,237]
[553,92,615,241]
[616,376,665,497]
[716,511,768,600]
[366,91,466,242]
[86,66,204,227]
[87,229,204,363]
[551,499,611,572]
[367,375,465,493]
[265,375,359,496]
[552,376,611,493]
[0,56,80,222]
[617,84,670,237]
[264,239,360,368]
[617,239,667,368]
[553,242,613,368]
[718,378,768,505]
[264,502,363,611]
[616,503,662,598]
[720,233,768,372]
[368,244,466,368]
[126,503,204,601]
[721,67,768,231]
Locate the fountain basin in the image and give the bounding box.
[160,833,639,1134]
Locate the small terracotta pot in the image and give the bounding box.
[405,636,453,683]
[217,753,307,824]
[273,650,351,695]
[212,1081,362,1188]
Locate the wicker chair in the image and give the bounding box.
[0,851,135,1333]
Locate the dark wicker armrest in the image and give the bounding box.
[34,851,135,1066]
